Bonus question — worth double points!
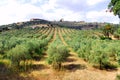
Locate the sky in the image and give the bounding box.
[0,0,119,25]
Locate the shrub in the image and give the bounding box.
[100,35,112,40]
[102,24,115,38]
[6,45,31,68]
[118,52,120,65]
[47,45,69,70]
[25,40,46,60]
[95,52,117,70]
[117,27,120,34]
[116,74,120,80]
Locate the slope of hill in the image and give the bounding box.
[0,19,119,32]
[0,19,51,32]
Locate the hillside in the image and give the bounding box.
[52,21,118,30]
[0,19,51,32]
[0,24,120,80]
[0,19,119,32]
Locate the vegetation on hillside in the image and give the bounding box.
[61,26,120,70]
[0,24,120,80]
[0,27,54,71]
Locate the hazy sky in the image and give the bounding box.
[0,0,119,25]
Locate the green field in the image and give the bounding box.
[0,26,120,80]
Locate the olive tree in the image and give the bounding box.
[47,45,69,70]
[7,44,31,70]
[102,24,115,39]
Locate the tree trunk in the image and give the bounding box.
[52,62,61,70]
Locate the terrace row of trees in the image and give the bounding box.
[61,27,120,70]
[0,27,54,71]
[0,27,70,72]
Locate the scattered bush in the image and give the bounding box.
[6,45,31,70]
[47,45,69,70]
[102,24,115,38]
[98,58,117,70]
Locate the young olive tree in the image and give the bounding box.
[102,24,115,39]
[47,45,69,70]
[7,45,31,70]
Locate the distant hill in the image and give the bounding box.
[0,19,51,32]
[0,19,118,32]
[52,21,118,30]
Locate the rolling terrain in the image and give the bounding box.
[0,21,120,80]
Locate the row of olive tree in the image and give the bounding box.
[62,27,120,70]
[0,27,54,71]
[47,30,69,70]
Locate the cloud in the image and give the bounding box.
[0,0,43,24]
[87,0,105,6]
[86,10,119,23]
[0,0,119,25]
[56,0,87,12]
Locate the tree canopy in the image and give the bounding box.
[108,0,120,18]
